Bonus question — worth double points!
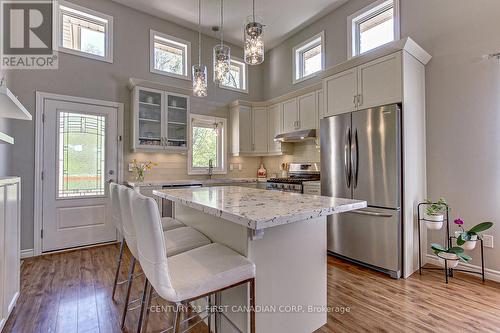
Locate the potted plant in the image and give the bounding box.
[423,198,447,230]
[431,243,471,268]
[455,219,493,250]
[131,159,157,182]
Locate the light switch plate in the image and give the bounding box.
[128,163,134,172]
[483,235,494,248]
[238,164,242,171]
[229,164,234,171]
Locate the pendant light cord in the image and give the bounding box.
[253,0,255,22]
[220,0,224,46]
[198,0,201,65]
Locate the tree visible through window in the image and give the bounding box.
[189,115,226,175]
[220,59,247,92]
[154,42,183,75]
[151,31,191,78]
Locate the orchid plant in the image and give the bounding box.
[454,219,493,246]
[131,159,157,182]
[431,243,471,263]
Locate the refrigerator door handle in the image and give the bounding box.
[352,129,359,188]
[344,128,352,188]
[349,210,393,218]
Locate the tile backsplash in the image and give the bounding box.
[262,141,320,178]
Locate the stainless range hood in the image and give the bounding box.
[274,129,316,143]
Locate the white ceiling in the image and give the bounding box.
[111,0,349,49]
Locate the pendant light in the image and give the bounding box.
[244,0,264,65]
[213,0,231,84]
[192,0,207,97]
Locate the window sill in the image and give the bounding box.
[293,70,324,85]
[187,170,228,176]
[150,68,191,81]
[59,47,113,63]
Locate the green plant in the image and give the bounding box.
[425,198,447,216]
[431,243,471,263]
[456,221,493,246]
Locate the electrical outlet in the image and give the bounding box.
[238,164,242,171]
[483,235,494,248]
[229,164,234,171]
[128,163,134,172]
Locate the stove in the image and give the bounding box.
[267,163,320,193]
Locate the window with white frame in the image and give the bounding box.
[58,1,113,62]
[220,58,248,93]
[188,114,227,175]
[348,0,400,58]
[150,30,191,79]
[293,31,325,84]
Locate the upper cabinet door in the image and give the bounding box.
[239,105,253,154]
[133,87,165,150]
[252,107,268,153]
[165,93,189,150]
[282,98,298,133]
[357,52,402,110]
[317,90,324,120]
[323,68,358,117]
[298,92,317,130]
[268,103,282,153]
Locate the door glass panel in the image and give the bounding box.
[58,112,106,198]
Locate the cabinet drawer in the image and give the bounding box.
[303,186,321,195]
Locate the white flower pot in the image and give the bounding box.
[463,235,478,250]
[423,213,444,230]
[437,252,460,268]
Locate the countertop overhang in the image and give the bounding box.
[153,186,366,230]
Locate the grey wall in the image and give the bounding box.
[9,0,264,250]
[263,0,500,271]
[0,118,10,176]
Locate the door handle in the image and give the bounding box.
[344,128,351,189]
[351,129,359,189]
[350,210,393,218]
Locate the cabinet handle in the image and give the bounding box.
[353,95,357,107]
[297,120,300,129]
[358,94,363,107]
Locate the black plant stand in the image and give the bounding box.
[417,201,486,283]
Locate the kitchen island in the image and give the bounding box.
[153,186,366,333]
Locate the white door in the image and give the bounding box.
[357,52,402,109]
[298,92,318,130]
[42,99,118,252]
[282,98,298,133]
[267,103,282,153]
[323,68,358,117]
[238,105,253,154]
[252,107,268,153]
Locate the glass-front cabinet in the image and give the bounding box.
[132,86,189,151]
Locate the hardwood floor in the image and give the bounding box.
[3,244,500,333]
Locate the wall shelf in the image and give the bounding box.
[0,85,32,120]
[0,131,14,144]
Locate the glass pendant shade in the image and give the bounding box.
[244,20,264,65]
[192,64,207,97]
[213,44,231,84]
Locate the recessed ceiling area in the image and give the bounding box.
[111,0,349,49]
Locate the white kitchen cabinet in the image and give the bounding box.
[267,103,282,153]
[317,90,324,120]
[282,98,298,133]
[357,53,402,110]
[229,104,253,155]
[252,107,268,153]
[323,52,403,117]
[298,92,318,130]
[132,86,189,152]
[0,178,20,332]
[323,68,358,117]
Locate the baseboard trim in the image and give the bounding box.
[425,254,500,283]
[20,249,34,259]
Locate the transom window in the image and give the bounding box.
[58,1,113,62]
[293,31,325,84]
[150,30,191,80]
[348,0,400,58]
[188,114,227,175]
[219,58,248,93]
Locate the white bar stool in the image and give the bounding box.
[117,185,212,331]
[109,183,186,301]
[131,191,256,333]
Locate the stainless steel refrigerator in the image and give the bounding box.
[321,104,402,278]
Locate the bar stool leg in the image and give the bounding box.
[137,278,150,333]
[142,284,154,333]
[173,302,182,333]
[112,238,125,300]
[214,292,219,333]
[207,296,212,333]
[249,279,256,333]
[121,257,136,329]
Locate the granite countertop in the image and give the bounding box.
[153,186,366,230]
[127,178,260,188]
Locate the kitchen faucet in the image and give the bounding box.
[208,159,213,179]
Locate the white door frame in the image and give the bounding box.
[34,92,124,256]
